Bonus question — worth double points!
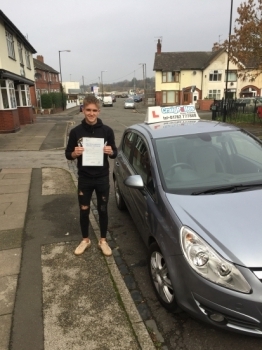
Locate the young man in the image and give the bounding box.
[65,95,117,256]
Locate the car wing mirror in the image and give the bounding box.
[124,175,144,190]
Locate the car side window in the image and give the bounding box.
[132,136,155,195]
[122,132,136,160]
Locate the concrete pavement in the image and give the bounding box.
[0,107,155,350]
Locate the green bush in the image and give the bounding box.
[41,92,66,109]
[41,93,52,108]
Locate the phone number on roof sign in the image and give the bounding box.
[161,105,196,114]
[162,113,198,120]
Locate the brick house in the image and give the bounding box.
[153,39,262,109]
[32,56,60,110]
[0,10,37,133]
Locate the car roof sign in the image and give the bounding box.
[145,105,200,124]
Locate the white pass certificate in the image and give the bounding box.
[82,137,104,166]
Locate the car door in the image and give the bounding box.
[127,134,156,244]
[114,131,136,203]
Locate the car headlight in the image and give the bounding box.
[180,226,251,293]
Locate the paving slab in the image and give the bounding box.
[0,275,18,314]
[0,184,30,194]
[0,213,25,230]
[0,169,31,174]
[0,173,30,180]
[0,248,21,277]
[0,229,23,250]
[0,314,12,350]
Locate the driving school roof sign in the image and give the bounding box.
[145,105,200,124]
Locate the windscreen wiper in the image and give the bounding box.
[192,183,262,195]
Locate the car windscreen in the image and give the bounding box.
[126,99,134,102]
[154,130,262,195]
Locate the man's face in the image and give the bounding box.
[82,103,100,125]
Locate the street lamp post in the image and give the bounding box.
[223,0,233,122]
[139,63,147,105]
[101,70,107,98]
[58,50,70,111]
[82,76,85,94]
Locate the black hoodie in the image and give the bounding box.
[65,118,117,178]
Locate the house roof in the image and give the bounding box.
[33,58,59,74]
[153,48,224,71]
[0,10,36,53]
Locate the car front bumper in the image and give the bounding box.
[168,255,262,335]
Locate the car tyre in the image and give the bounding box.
[148,242,180,313]
[114,179,126,210]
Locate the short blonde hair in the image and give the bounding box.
[83,95,100,108]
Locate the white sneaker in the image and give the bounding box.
[98,240,112,256]
[74,240,91,255]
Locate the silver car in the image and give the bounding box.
[237,97,262,112]
[113,107,262,336]
[124,98,135,109]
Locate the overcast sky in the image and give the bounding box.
[2,0,243,85]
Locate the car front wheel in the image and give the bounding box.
[114,179,126,210]
[148,242,180,312]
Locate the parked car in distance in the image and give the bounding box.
[113,105,262,337]
[237,97,262,112]
[133,94,142,102]
[102,95,113,107]
[124,98,135,109]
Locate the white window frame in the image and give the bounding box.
[209,70,222,81]
[25,49,31,69]
[0,79,17,109]
[17,41,24,64]
[6,30,15,59]
[17,84,31,106]
[225,70,237,82]
[208,89,221,99]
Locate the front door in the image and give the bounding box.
[183,92,191,105]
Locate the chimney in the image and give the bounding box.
[37,55,44,62]
[212,43,220,52]
[157,39,161,54]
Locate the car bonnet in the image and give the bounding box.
[166,189,262,267]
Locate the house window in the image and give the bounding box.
[17,41,24,64]
[17,84,31,106]
[209,70,222,81]
[162,72,179,83]
[225,70,237,82]
[162,90,179,104]
[36,89,41,99]
[208,90,221,99]
[43,72,46,80]
[20,66,25,77]
[6,30,15,59]
[25,49,31,69]
[0,80,17,109]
